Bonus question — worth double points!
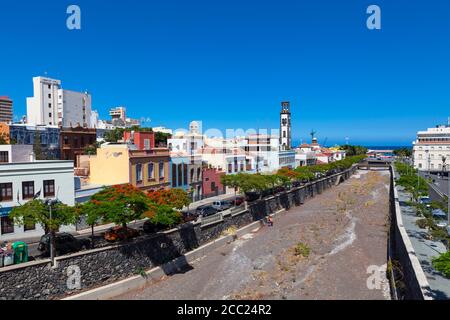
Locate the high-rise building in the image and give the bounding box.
[280,101,292,151]
[26,76,93,128]
[0,96,13,123]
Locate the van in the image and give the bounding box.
[212,200,232,211]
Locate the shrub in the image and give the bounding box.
[432,252,450,278]
[416,219,428,229]
[294,243,311,258]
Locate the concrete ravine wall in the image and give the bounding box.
[0,166,357,300]
[388,166,433,300]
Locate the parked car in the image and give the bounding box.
[196,205,219,217]
[419,196,432,208]
[38,233,91,257]
[104,226,140,242]
[212,200,232,211]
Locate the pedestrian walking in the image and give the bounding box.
[267,216,274,227]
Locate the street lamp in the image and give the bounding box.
[45,198,59,266]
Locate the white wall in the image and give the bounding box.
[0,161,75,242]
[26,77,61,126]
[58,89,92,128]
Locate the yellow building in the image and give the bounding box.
[89,143,171,190]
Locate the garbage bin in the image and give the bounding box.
[12,242,28,264]
[3,250,14,266]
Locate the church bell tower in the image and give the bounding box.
[280,101,292,151]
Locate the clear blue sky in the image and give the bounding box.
[0,0,449,146]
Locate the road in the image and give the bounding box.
[113,170,391,300]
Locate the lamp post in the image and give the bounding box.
[45,199,58,266]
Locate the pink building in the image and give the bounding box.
[202,168,225,198]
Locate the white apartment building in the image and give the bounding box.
[244,134,281,173]
[0,161,75,241]
[58,89,92,128]
[27,76,93,128]
[413,125,450,172]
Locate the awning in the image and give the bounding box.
[0,207,12,217]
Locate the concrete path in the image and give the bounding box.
[397,186,450,300]
[113,170,391,300]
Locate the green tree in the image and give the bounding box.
[104,128,125,143]
[155,132,172,147]
[76,201,112,248]
[10,199,77,258]
[33,133,45,160]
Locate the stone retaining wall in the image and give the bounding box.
[0,166,357,300]
[388,166,433,300]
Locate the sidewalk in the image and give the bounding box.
[397,186,450,300]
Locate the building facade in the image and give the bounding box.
[413,125,450,172]
[123,131,155,150]
[89,144,171,191]
[58,89,92,128]
[0,161,75,241]
[0,145,34,164]
[0,123,60,159]
[60,126,97,167]
[202,168,226,199]
[170,154,203,200]
[0,96,13,124]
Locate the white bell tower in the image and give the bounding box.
[280,101,292,151]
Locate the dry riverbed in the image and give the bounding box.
[114,170,391,300]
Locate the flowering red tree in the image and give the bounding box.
[147,189,191,210]
[90,184,150,228]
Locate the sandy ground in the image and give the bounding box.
[114,170,391,300]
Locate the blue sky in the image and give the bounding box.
[0,0,449,146]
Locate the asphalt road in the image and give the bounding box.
[114,170,391,300]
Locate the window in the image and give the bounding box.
[64,136,69,145]
[144,139,150,150]
[183,164,188,185]
[136,164,143,183]
[228,163,233,174]
[1,216,14,235]
[48,93,51,98]
[44,180,55,197]
[0,151,9,163]
[172,164,178,187]
[22,181,35,200]
[159,162,165,180]
[0,183,13,202]
[48,84,51,89]
[197,168,201,181]
[48,103,52,108]
[148,163,154,181]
